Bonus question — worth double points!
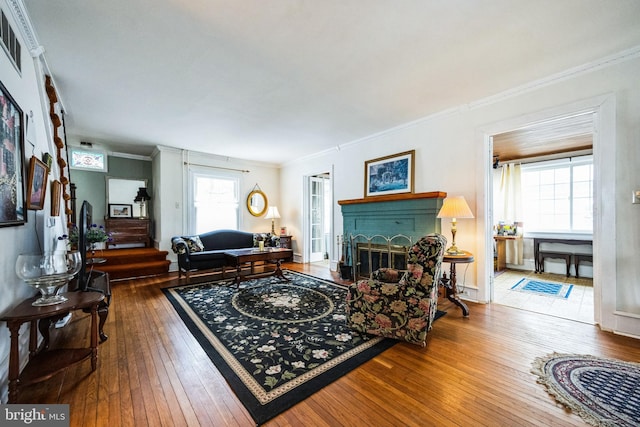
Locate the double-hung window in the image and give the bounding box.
[188,168,240,234]
[521,156,593,233]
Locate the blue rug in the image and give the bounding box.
[532,353,640,426]
[510,278,573,299]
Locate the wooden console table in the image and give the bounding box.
[533,237,592,276]
[440,251,474,317]
[1,291,104,403]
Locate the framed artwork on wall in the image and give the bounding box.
[26,156,48,210]
[0,81,26,226]
[109,203,133,218]
[364,150,415,197]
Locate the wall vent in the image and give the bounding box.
[0,8,21,72]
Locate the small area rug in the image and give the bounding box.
[532,353,640,427]
[510,278,573,299]
[164,271,443,425]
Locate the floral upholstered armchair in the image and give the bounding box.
[346,233,447,347]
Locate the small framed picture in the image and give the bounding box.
[50,180,61,216]
[26,156,49,210]
[364,150,415,197]
[280,226,287,236]
[109,203,132,218]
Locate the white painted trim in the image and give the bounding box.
[614,311,640,320]
[286,44,640,166]
[108,151,152,162]
[8,0,68,110]
[6,0,38,51]
[469,46,640,110]
[301,176,310,263]
[478,93,618,332]
[593,94,617,331]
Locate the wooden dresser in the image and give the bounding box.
[279,235,293,261]
[279,235,293,249]
[105,218,150,248]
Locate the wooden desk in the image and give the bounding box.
[494,235,522,272]
[224,248,293,287]
[1,291,104,403]
[440,251,474,317]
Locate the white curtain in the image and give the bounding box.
[498,163,524,264]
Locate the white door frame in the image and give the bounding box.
[302,167,334,264]
[477,94,617,332]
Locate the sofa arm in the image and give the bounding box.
[171,237,190,255]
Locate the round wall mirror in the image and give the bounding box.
[247,189,268,217]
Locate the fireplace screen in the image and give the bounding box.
[350,234,412,279]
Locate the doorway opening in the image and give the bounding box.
[490,112,595,324]
[304,172,332,268]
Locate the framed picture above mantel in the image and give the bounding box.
[364,150,415,198]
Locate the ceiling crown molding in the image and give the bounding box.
[6,0,41,55]
[469,44,640,111]
[286,44,640,167]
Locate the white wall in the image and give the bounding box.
[0,0,71,401]
[153,146,280,269]
[281,54,640,338]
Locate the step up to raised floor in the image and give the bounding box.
[89,248,170,280]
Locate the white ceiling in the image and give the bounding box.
[21,0,640,165]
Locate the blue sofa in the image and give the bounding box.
[171,229,279,281]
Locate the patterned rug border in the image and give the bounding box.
[163,270,398,425]
[532,352,640,427]
[510,278,574,299]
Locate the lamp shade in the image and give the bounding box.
[134,187,151,202]
[437,196,474,219]
[265,206,281,219]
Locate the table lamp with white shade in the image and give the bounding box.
[437,196,474,255]
[265,206,280,234]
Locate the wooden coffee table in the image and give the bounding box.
[224,247,293,286]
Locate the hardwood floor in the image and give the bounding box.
[19,263,640,426]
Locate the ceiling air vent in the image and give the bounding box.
[0,8,21,72]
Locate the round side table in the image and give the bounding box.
[440,251,474,317]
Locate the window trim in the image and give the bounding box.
[187,166,242,235]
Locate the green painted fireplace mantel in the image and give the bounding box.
[338,191,446,269]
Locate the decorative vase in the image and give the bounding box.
[15,252,82,306]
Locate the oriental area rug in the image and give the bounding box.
[532,353,640,427]
[163,271,405,425]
